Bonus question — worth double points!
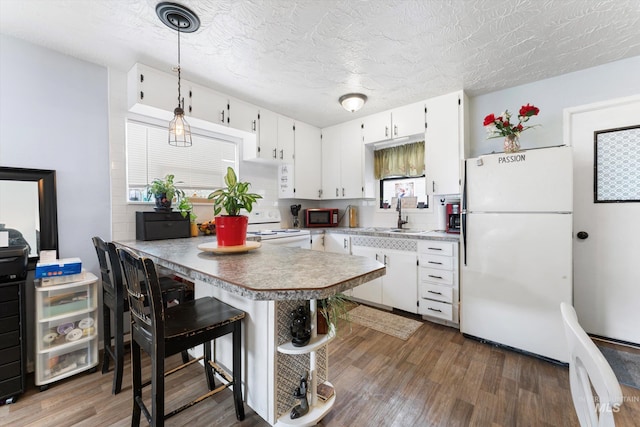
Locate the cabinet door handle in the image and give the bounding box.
[375,254,379,261]
[385,126,389,137]
[384,255,388,265]
[428,261,443,265]
[428,290,443,295]
[251,120,257,132]
[342,188,345,197]
[279,149,284,159]
[273,148,277,159]
[428,307,442,313]
[343,239,348,249]
[394,125,398,136]
[432,181,436,192]
[336,188,339,197]
[428,247,442,251]
[220,110,225,123]
[428,274,443,279]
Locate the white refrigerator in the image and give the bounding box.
[460,146,573,363]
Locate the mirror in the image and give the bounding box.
[0,167,59,266]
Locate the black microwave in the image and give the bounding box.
[304,208,339,227]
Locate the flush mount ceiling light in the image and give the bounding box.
[339,93,368,113]
[156,2,201,147]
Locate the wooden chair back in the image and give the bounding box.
[117,247,162,349]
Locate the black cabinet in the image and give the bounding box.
[136,211,190,241]
[0,280,26,404]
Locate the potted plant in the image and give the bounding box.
[147,174,184,211]
[208,167,262,246]
[318,293,352,336]
[178,196,199,237]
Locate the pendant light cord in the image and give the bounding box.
[176,25,182,107]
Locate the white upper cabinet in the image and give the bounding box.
[391,101,427,140]
[243,109,296,163]
[361,111,392,144]
[228,97,258,134]
[321,119,363,199]
[362,100,426,144]
[277,115,295,163]
[187,82,228,126]
[127,63,179,118]
[425,91,466,196]
[293,121,322,199]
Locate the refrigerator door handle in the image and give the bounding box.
[462,160,468,266]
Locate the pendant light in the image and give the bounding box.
[156,2,200,147]
[339,93,368,113]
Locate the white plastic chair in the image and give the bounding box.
[560,303,624,427]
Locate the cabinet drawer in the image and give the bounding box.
[0,316,19,334]
[37,344,96,383]
[420,283,452,303]
[38,283,97,319]
[0,346,20,364]
[418,240,453,256]
[0,300,19,318]
[419,268,454,286]
[0,361,21,381]
[0,377,22,398]
[0,284,19,303]
[38,312,97,351]
[0,331,19,350]
[419,254,453,270]
[419,299,453,321]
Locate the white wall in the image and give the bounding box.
[0,34,110,274]
[0,34,110,371]
[468,56,640,157]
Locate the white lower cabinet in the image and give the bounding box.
[350,246,383,304]
[418,240,459,324]
[350,237,418,313]
[34,273,99,390]
[322,233,351,255]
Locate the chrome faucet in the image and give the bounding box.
[396,198,408,229]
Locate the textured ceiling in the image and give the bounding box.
[1,0,639,128]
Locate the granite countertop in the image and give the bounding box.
[114,236,385,301]
[318,227,460,242]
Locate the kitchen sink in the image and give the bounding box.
[389,229,427,234]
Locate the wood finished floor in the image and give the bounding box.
[2,315,639,427]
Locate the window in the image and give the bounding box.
[379,176,428,209]
[126,120,238,202]
[374,141,427,209]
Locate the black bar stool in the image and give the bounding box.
[117,247,245,426]
[92,236,192,394]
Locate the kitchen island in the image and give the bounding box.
[115,236,385,426]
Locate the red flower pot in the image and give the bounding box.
[215,215,248,247]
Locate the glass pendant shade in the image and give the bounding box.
[339,93,367,112]
[169,106,192,147]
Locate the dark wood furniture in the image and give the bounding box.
[135,211,189,241]
[117,247,245,426]
[0,246,28,404]
[92,237,192,395]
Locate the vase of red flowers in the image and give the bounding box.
[483,104,540,153]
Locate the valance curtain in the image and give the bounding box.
[374,141,425,179]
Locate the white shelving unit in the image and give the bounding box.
[275,300,336,427]
[35,272,99,390]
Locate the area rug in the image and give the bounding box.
[596,344,640,390]
[346,305,423,340]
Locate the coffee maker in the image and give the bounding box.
[290,204,302,228]
[446,203,461,234]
